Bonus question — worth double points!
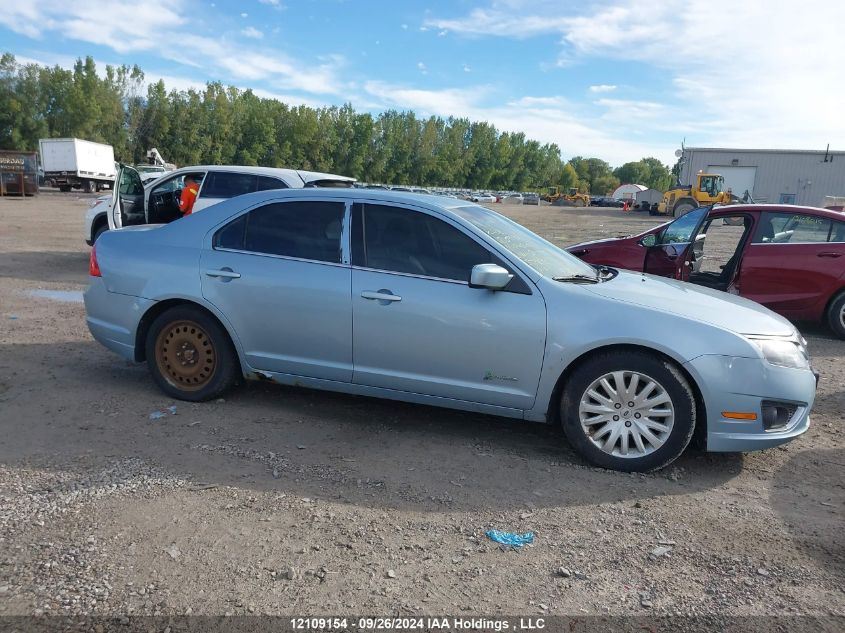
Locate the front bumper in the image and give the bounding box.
[683,355,816,452]
[84,277,153,361]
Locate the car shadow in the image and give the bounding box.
[770,448,844,579]
[0,341,743,512]
[0,251,89,284]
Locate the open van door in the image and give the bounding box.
[109,164,146,229]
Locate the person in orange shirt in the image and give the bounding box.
[179,174,201,216]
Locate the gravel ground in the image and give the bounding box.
[0,192,842,624]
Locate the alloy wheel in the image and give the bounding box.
[578,370,675,458]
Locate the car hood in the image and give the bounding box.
[583,270,795,336]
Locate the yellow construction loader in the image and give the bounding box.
[543,186,591,207]
[658,172,734,216]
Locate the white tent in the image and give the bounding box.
[612,183,647,200]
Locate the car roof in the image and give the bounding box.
[158,164,355,183]
[709,203,845,221]
[196,185,475,214]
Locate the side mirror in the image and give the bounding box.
[638,234,657,248]
[469,263,513,290]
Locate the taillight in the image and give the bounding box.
[89,244,102,277]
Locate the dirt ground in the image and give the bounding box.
[0,192,842,624]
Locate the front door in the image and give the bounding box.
[200,198,353,382]
[350,202,547,410]
[109,165,145,229]
[644,206,709,279]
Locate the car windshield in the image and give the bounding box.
[452,205,599,280]
[659,206,708,244]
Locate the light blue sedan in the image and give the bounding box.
[85,185,817,471]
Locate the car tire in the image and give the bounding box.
[560,350,696,472]
[826,291,845,339]
[145,305,240,402]
[673,199,697,217]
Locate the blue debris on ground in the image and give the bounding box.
[485,529,535,547]
[149,405,178,420]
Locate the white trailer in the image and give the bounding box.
[38,138,116,193]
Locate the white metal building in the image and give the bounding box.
[612,183,647,200]
[679,147,845,207]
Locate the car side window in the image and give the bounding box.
[753,212,832,244]
[256,176,289,191]
[202,172,258,199]
[214,201,345,263]
[828,221,845,243]
[658,207,707,244]
[358,203,492,281]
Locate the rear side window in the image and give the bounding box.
[256,176,288,191]
[754,212,832,243]
[215,201,345,263]
[202,172,258,199]
[829,221,845,243]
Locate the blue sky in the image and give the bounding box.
[2,0,843,166]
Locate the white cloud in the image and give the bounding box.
[2,0,351,98]
[426,0,845,156]
[463,64,471,73]
[417,62,428,75]
[437,30,448,37]
[259,0,280,5]
[0,0,186,54]
[401,23,408,30]
[240,12,248,18]
[241,26,263,39]
[589,84,616,93]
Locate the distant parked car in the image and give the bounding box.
[503,193,524,204]
[567,204,845,337]
[471,192,496,203]
[84,164,353,245]
[86,189,816,472]
[591,197,624,208]
[522,192,540,206]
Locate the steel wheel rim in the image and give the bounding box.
[155,320,216,391]
[578,370,675,459]
[839,303,845,330]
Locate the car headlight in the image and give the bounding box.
[748,337,810,370]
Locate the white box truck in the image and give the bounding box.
[38,138,116,193]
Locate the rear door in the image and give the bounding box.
[644,206,709,279]
[738,211,845,318]
[109,165,145,229]
[200,198,352,381]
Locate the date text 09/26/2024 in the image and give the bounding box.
[290,617,547,631]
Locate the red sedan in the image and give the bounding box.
[567,204,845,337]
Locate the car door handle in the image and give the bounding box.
[205,268,241,279]
[817,252,842,258]
[361,290,402,302]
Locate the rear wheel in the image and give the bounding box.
[826,292,845,339]
[145,306,240,401]
[560,351,696,472]
[574,198,586,207]
[672,199,697,217]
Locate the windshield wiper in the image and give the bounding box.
[553,274,600,284]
